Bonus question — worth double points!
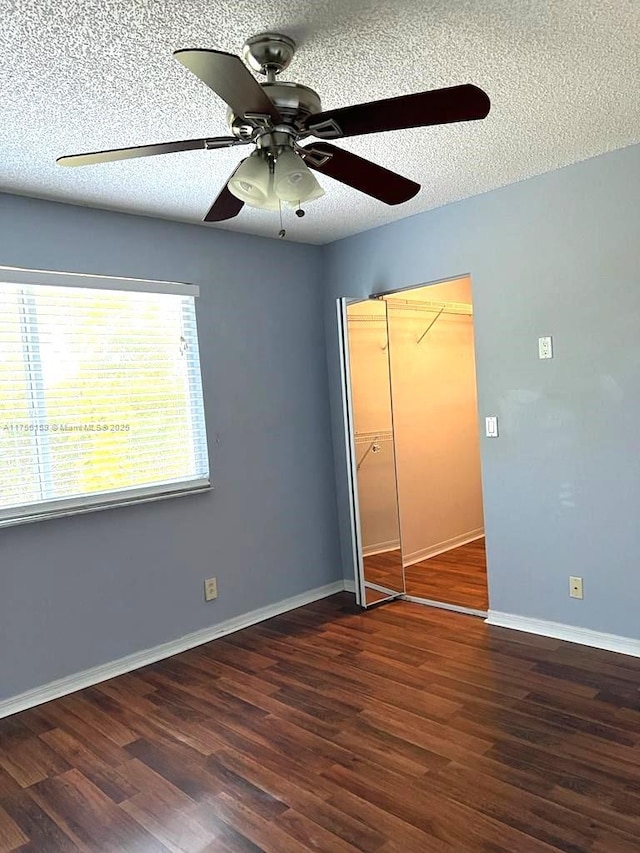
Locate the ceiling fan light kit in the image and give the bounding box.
[227,146,325,212]
[57,32,491,232]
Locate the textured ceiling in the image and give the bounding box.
[1,0,638,244]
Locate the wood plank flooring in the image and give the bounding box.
[364,539,488,611]
[2,593,640,851]
[363,550,404,595]
[404,538,488,610]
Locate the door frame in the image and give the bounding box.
[336,297,366,607]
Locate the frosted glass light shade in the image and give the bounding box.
[284,183,325,206]
[274,149,324,203]
[228,156,272,205]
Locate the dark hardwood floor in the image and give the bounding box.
[364,539,488,611]
[405,538,488,611]
[2,593,640,851]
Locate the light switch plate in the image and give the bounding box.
[485,416,499,437]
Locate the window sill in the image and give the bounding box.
[0,481,212,529]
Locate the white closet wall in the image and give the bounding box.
[388,278,484,566]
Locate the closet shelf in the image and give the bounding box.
[348,299,472,325]
[385,297,473,316]
[386,298,473,343]
[354,430,394,443]
[348,314,389,323]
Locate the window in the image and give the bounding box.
[0,267,209,526]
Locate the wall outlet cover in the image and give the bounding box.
[569,576,583,599]
[204,577,218,601]
[538,336,553,359]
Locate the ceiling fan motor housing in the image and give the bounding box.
[227,82,322,141]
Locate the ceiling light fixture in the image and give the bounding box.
[56,33,491,228]
[227,146,324,212]
[274,148,324,204]
[227,152,273,207]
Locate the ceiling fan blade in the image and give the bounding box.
[304,84,490,139]
[302,142,420,205]
[203,177,245,222]
[57,136,244,167]
[174,49,282,122]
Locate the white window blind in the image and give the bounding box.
[0,268,210,526]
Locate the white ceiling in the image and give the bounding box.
[1,0,638,244]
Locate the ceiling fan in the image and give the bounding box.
[57,33,491,225]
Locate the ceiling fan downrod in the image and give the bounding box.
[242,32,297,80]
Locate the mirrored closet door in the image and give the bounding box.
[339,276,488,614]
[339,298,405,607]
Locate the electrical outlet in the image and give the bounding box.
[569,576,583,599]
[538,336,553,359]
[204,577,218,601]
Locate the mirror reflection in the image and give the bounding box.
[346,300,405,604]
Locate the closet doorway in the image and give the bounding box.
[339,275,488,614]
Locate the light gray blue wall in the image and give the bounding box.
[0,194,340,701]
[3,142,639,701]
[323,143,640,638]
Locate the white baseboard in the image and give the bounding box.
[404,595,486,618]
[362,539,400,558]
[403,529,484,568]
[0,580,346,720]
[365,581,402,597]
[342,580,486,619]
[486,611,640,658]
